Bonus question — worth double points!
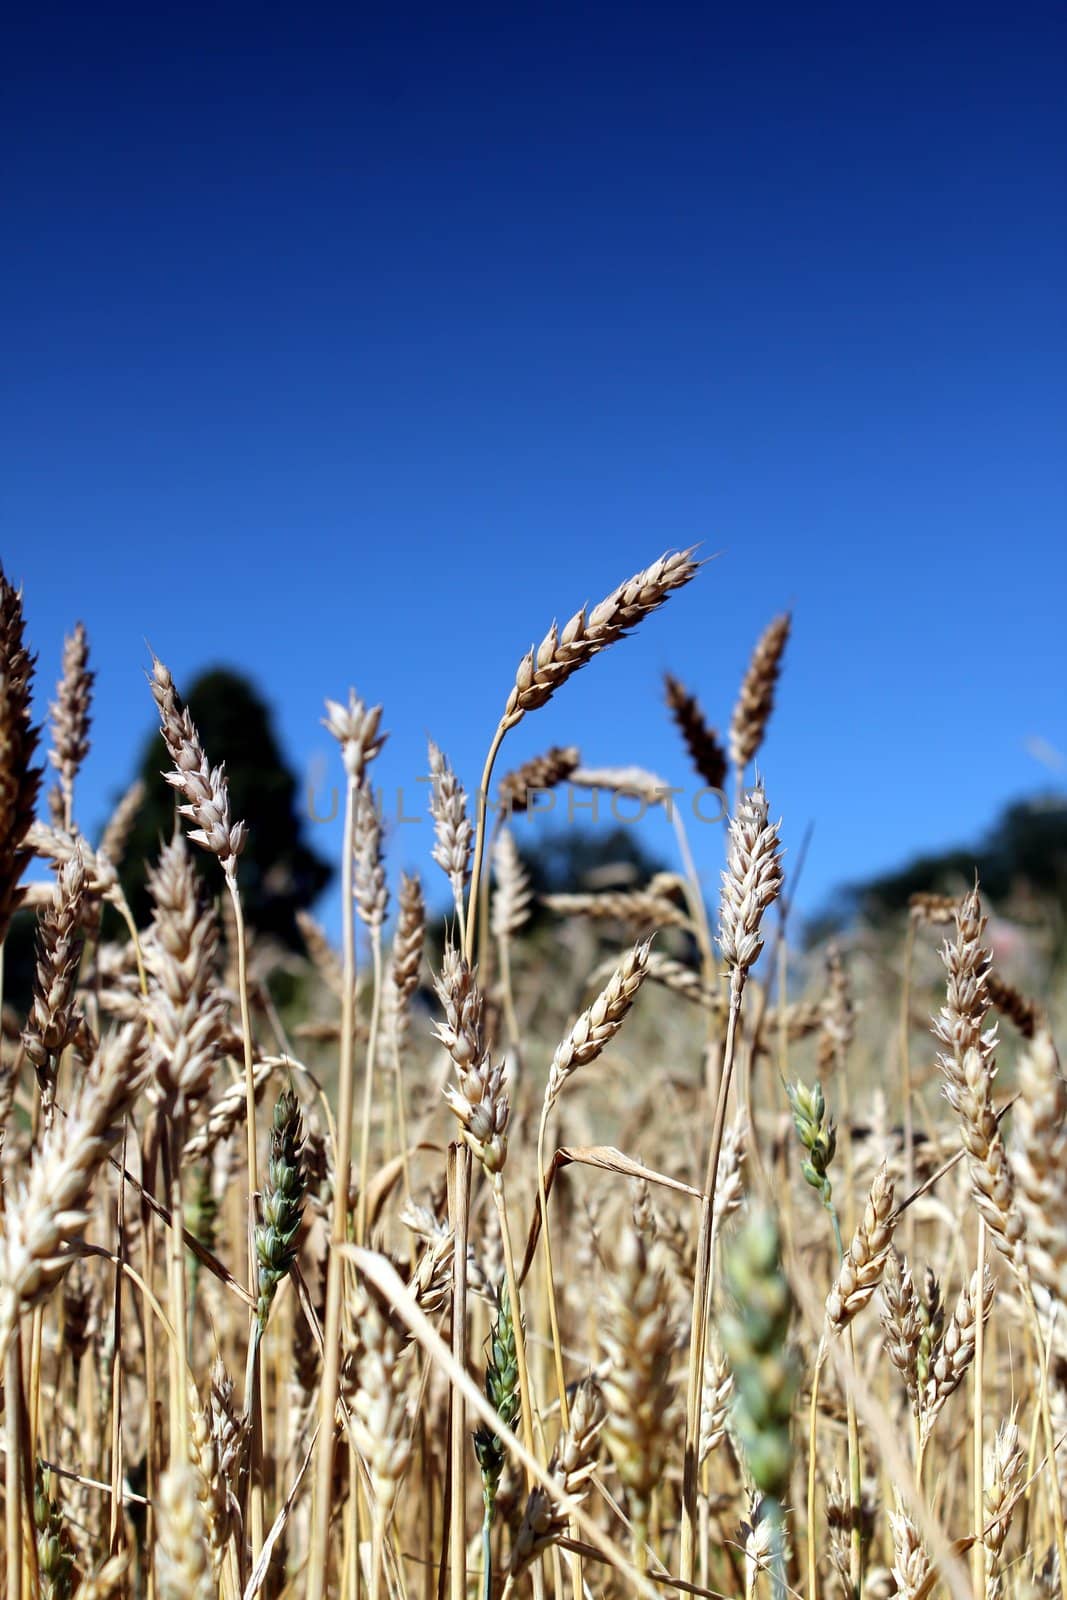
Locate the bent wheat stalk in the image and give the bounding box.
[463,548,700,963]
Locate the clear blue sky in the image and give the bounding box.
[4,2,1065,929]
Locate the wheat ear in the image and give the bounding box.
[889,1498,932,1600]
[0,1024,146,1356]
[729,611,790,774]
[497,745,580,815]
[154,1463,214,1600]
[0,565,42,947]
[509,1376,605,1578]
[503,548,699,732]
[464,549,701,968]
[1012,1030,1067,1305]
[600,1226,678,1569]
[47,620,93,829]
[880,1248,922,1412]
[537,941,652,1420]
[664,671,727,793]
[935,886,1026,1275]
[21,848,87,1124]
[826,1162,896,1332]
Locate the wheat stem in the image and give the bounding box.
[973,1220,987,1597]
[224,877,265,1564]
[900,918,917,1261]
[536,1110,569,1432]
[681,990,742,1583]
[166,1116,191,1471]
[464,724,507,965]
[491,1174,537,1482]
[448,1143,473,1600]
[807,1340,826,1600]
[308,773,359,1600]
[1024,1288,1067,1600]
[356,928,384,1245]
[5,1329,24,1600]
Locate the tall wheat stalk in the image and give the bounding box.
[307,769,359,1600]
[681,780,783,1584]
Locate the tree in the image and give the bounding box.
[807,792,1067,943]
[120,666,332,948]
[515,822,668,899]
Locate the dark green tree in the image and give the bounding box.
[807,792,1067,943]
[120,667,332,948]
[516,823,668,898]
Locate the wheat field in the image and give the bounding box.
[1,552,1064,1600]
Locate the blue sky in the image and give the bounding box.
[4,2,1065,929]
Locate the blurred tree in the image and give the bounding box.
[420,821,676,978]
[119,666,332,948]
[516,822,668,898]
[808,792,1067,942]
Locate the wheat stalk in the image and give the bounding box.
[143,834,226,1112]
[987,970,1043,1039]
[600,1225,678,1567]
[922,1264,996,1444]
[890,1498,932,1600]
[509,1376,605,1578]
[983,1414,1024,1577]
[0,565,42,946]
[935,887,1026,1275]
[48,621,93,829]
[427,739,473,925]
[463,550,701,978]
[729,612,790,775]
[698,1344,733,1464]
[343,1282,414,1597]
[817,941,854,1073]
[0,1024,146,1355]
[544,939,652,1113]
[681,781,784,1585]
[21,848,88,1123]
[29,822,122,907]
[387,873,425,1020]
[1012,1029,1067,1304]
[718,779,785,995]
[880,1248,923,1410]
[664,672,727,793]
[181,1059,279,1163]
[568,764,682,814]
[154,1463,214,1600]
[150,657,247,876]
[908,890,959,924]
[542,881,691,930]
[502,549,699,732]
[826,1162,896,1332]
[354,783,389,930]
[321,689,386,782]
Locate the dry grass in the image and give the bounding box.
[1,550,1066,1600]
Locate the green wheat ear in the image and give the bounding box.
[786,1077,837,1204]
[34,1461,75,1600]
[473,1280,521,1600]
[473,1279,520,1517]
[254,1086,306,1335]
[719,1205,799,1507]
